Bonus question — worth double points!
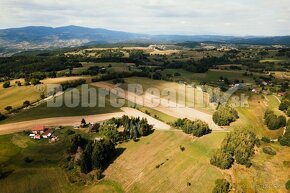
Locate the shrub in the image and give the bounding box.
[212,179,231,193]
[262,146,276,155]
[210,150,233,169]
[23,100,30,107]
[2,81,10,88]
[0,113,6,121]
[286,180,290,190]
[4,106,12,112]
[261,136,271,143]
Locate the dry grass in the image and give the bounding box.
[103,130,226,193]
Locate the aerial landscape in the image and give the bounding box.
[0,0,289,193]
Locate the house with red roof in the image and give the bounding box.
[32,125,45,134]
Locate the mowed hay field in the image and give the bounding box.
[103,130,226,193]
[1,86,121,124]
[0,80,40,113]
[231,143,290,193]
[121,77,212,112]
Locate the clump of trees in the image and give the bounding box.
[65,133,115,175]
[210,129,256,169]
[212,106,239,126]
[98,116,153,142]
[279,120,290,146]
[264,110,286,130]
[174,118,211,137]
[212,179,231,193]
[279,93,290,116]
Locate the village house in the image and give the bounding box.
[30,125,54,139]
[31,125,45,134]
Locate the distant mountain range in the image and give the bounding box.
[0,25,289,55]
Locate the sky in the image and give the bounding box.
[0,0,290,36]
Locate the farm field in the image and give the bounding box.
[0,128,228,193]
[162,68,259,85]
[232,142,290,193]
[0,80,40,114]
[0,130,123,193]
[119,77,213,113]
[1,86,121,124]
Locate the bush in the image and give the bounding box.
[23,100,30,107]
[286,180,290,190]
[261,136,271,143]
[213,106,239,126]
[4,106,12,112]
[212,179,231,193]
[2,81,10,88]
[0,113,6,121]
[262,146,276,155]
[210,150,233,169]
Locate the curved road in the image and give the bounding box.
[0,107,170,135]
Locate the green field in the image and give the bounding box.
[0,128,227,193]
[1,87,121,124]
[104,130,226,193]
[120,77,213,113]
[0,83,40,114]
[231,94,284,138]
[0,129,124,193]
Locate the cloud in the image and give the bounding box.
[0,0,289,35]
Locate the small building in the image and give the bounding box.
[90,123,100,133]
[32,125,45,134]
[42,128,53,139]
[29,134,35,138]
[34,135,41,140]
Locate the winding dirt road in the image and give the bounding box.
[0,107,170,135]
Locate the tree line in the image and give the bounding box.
[210,129,257,169]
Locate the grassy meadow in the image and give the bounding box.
[0,127,228,193]
[1,86,121,124]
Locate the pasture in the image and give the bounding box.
[0,126,227,193]
[103,130,226,193]
[1,86,121,124]
[0,82,40,114]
